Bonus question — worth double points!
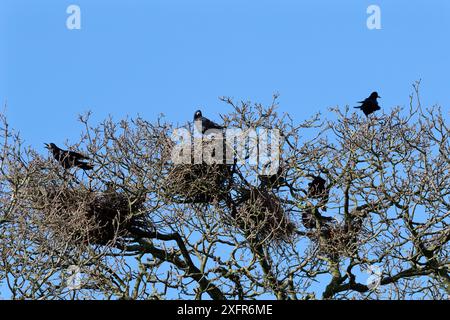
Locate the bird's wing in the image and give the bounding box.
[68,150,90,160]
[76,161,94,170]
[355,100,367,108]
[203,117,223,129]
[356,99,374,108]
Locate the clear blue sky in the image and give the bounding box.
[1,0,449,299]
[1,0,449,148]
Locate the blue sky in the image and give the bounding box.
[1,0,449,299]
[1,0,449,148]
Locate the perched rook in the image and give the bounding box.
[308,176,327,198]
[194,110,224,134]
[45,142,93,170]
[307,175,330,211]
[354,91,381,117]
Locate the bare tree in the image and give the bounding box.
[0,84,449,300]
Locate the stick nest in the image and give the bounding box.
[28,182,147,246]
[307,214,367,258]
[233,188,295,243]
[163,163,232,203]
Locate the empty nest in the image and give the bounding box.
[306,212,367,258]
[164,163,232,203]
[30,183,147,245]
[232,187,295,243]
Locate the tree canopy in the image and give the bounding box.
[0,85,449,300]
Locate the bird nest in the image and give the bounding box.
[163,163,232,203]
[307,216,366,258]
[163,135,232,203]
[233,188,295,243]
[29,183,147,246]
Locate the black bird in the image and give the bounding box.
[193,110,223,134]
[307,175,330,211]
[258,165,286,190]
[45,143,93,170]
[302,208,334,230]
[307,176,327,198]
[354,91,381,117]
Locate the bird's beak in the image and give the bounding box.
[44,143,50,149]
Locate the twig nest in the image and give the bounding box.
[163,163,232,203]
[30,184,146,245]
[307,213,367,258]
[164,135,232,203]
[233,188,295,243]
[86,189,147,244]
